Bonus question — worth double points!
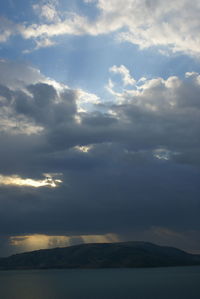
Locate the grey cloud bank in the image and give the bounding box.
[0,60,200,255]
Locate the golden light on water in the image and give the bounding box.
[0,173,62,188]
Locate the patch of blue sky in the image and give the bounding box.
[0,0,38,23]
[22,34,200,97]
[159,53,200,80]
[1,0,200,95]
[0,36,35,61]
[25,34,139,96]
[1,0,200,99]
[0,0,100,22]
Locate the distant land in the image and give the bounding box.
[0,241,200,270]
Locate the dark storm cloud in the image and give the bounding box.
[112,77,200,153]
[0,62,200,254]
[13,83,77,126]
[0,163,199,235]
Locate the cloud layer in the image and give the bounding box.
[0,60,200,254]
[1,0,200,55]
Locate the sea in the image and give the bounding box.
[0,266,200,299]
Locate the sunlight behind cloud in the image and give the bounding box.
[9,233,119,252]
[109,65,136,86]
[74,145,93,153]
[0,173,62,188]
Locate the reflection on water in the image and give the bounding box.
[0,266,200,299]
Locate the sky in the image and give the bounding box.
[0,0,200,256]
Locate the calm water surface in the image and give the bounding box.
[0,266,200,299]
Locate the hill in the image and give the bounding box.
[0,241,200,270]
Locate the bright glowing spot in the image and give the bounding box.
[74,114,82,124]
[153,148,171,160]
[153,148,180,161]
[0,173,62,188]
[76,89,101,112]
[74,145,93,153]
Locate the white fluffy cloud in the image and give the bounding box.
[16,0,200,56]
[96,0,200,55]
[1,0,200,55]
[33,0,60,22]
[109,65,136,86]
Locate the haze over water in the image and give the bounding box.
[0,266,200,299]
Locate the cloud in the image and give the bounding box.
[1,60,200,171]
[33,1,60,23]
[0,173,62,188]
[1,60,200,166]
[0,17,15,42]
[8,0,199,56]
[0,59,44,89]
[0,61,200,255]
[74,145,93,153]
[96,0,200,56]
[1,0,200,56]
[109,65,136,86]
[24,38,56,53]
[18,14,90,40]
[0,60,78,135]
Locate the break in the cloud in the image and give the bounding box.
[0,60,200,255]
[1,0,200,56]
[0,173,62,188]
[9,233,118,253]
